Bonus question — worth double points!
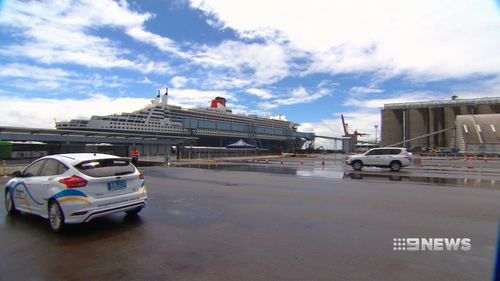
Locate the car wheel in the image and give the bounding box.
[48,201,65,233]
[5,190,19,215]
[125,207,142,216]
[390,161,401,172]
[351,161,362,171]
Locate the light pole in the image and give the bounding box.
[374,125,379,144]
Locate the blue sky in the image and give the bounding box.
[0,0,499,146]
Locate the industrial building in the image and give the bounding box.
[381,97,500,153]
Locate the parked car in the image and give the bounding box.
[435,147,459,156]
[345,147,412,172]
[4,153,147,232]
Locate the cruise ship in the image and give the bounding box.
[56,89,314,151]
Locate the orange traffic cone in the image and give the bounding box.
[466,156,474,169]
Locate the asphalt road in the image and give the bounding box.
[1,166,500,281]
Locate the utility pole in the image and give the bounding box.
[374,125,379,143]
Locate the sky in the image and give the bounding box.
[0,0,499,148]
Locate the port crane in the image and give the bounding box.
[340,114,379,147]
[341,114,368,138]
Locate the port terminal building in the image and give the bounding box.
[381,97,500,154]
[0,126,197,160]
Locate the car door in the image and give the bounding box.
[29,159,69,215]
[363,149,381,165]
[374,149,391,166]
[13,159,46,213]
[385,149,402,165]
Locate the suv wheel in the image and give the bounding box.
[389,161,401,172]
[351,160,362,171]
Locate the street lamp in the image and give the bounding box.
[374,125,379,143]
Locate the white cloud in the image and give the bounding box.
[349,86,384,95]
[139,77,153,84]
[0,63,153,92]
[203,76,251,89]
[167,88,236,108]
[259,87,331,109]
[0,93,151,128]
[126,27,187,58]
[245,88,274,99]
[0,63,72,81]
[170,76,189,88]
[190,0,500,80]
[192,41,289,85]
[0,0,171,73]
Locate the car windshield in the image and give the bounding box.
[75,158,135,177]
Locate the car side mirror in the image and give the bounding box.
[11,171,22,178]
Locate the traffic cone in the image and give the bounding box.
[2,160,7,178]
[466,156,474,169]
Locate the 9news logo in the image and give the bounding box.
[393,238,471,251]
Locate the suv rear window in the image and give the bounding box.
[75,158,135,178]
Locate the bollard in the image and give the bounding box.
[300,159,304,166]
[2,160,7,178]
[321,160,326,166]
[265,159,269,164]
[280,160,284,165]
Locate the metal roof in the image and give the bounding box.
[0,126,197,145]
[384,97,500,110]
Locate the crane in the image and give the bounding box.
[341,114,369,138]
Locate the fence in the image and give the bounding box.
[178,146,275,159]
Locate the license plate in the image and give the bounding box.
[107,180,127,191]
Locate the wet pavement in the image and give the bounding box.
[174,161,500,189]
[1,165,500,281]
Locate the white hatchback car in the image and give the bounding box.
[345,147,412,172]
[4,153,147,232]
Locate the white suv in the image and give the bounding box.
[345,147,412,172]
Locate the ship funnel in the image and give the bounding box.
[153,90,161,104]
[160,87,169,105]
[211,97,226,108]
